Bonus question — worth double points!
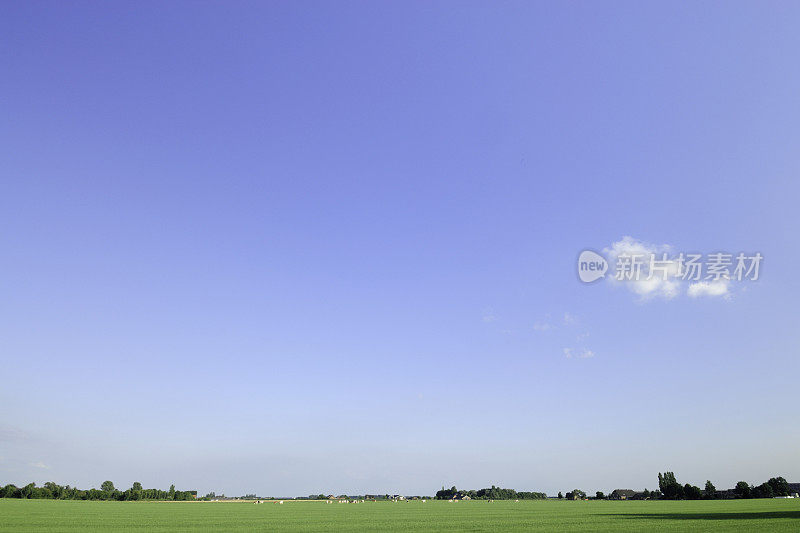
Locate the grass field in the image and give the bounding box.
[1,498,799,532]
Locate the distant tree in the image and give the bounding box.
[169,484,176,500]
[132,482,143,491]
[642,488,651,499]
[595,491,605,500]
[101,481,115,495]
[565,489,585,500]
[44,482,62,499]
[704,480,716,499]
[684,484,702,500]
[734,481,752,499]
[2,484,20,498]
[658,472,684,500]
[557,491,563,499]
[767,477,789,497]
[434,485,544,501]
[752,483,774,499]
[435,486,457,500]
[21,483,36,499]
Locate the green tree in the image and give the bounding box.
[684,484,702,500]
[44,482,62,499]
[557,491,563,499]
[101,481,115,495]
[704,480,716,499]
[2,484,19,498]
[752,483,774,499]
[734,481,752,499]
[132,482,143,491]
[658,472,683,500]
[767,477,789,497]
[435,486,457,500]
[595,491,605,500]
[21,483,36,499]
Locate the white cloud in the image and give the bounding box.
[604,236,680,300]
[563,347,594,359]
[482,309,498,323]
[533,322,553,332]
[30,461,49,469]
[688,280,730,298]
[562,312,577,325]
[604,236,731,301]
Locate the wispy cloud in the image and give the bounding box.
[604,237,680,300]
[30,461,49,469]
[563,347,594,359]
[688,280,730,298]
[535,312,577,332]
[604,236,732,301]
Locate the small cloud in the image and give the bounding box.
[688,280,730,298]
[564,347,594,359]
[603,236,733,301]
[604,237,680,300]
[563,312,577,325]
[30,461,49,469]
[576,331,589,342]
[533,322,553,332]
[482,308,498,323]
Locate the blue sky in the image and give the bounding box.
[1,2,799,496]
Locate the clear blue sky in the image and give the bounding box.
[1,1,799,497]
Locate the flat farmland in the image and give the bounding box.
[1,498,799,532]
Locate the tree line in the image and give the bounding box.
[554,473,794,501]
[435,485,547,500]
[0,480,197,501]
[656,471,793,500]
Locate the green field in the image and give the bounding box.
[1,498,798,532]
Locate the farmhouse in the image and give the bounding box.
[609,489,636,500]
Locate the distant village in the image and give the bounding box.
[6,474,796,503]
[199,477,800,503]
